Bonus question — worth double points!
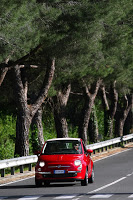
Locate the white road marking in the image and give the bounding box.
[89,194,113,198]
[127,174,132,177]
[128,194,133,198]
[18,195,41,200]
[88,177,127,194]
[54,195,77,199]
[72,195,83,200]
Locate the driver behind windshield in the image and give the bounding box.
[73,142,82,153]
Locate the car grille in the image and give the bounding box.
[48,165,70,168]
[43,173,77,178]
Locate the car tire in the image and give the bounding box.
[88,167,94,183]
[44,181,50,187]
[81,168,88,186]
[35,179,42,187]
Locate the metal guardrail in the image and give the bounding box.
[0,155,38,177]
[0,134,133,177]
[87,133,133,154]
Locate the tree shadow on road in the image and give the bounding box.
[0,182,76,189]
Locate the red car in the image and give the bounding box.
[35,138,94,186]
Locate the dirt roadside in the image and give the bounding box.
[0,142,133,185]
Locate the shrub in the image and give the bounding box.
[0,113,16,160]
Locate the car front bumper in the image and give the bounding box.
[35,170,84,182]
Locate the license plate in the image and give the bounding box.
[54,170,65,174]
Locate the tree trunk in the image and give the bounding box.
[15,111,32,156]
[14,58,55,156]
[14,65,31,156]
[53,84,71,138]
[108,81,118,137]
[54,111,69,138]
[0,67,8,86]
[124,109,133,135]
[117,94,132,137]
[101,84,109,137]
[101,81,118,138]
[88,105,99,143]
[31,106,44,152]
[78,80,102,145]
[0,53,16,86]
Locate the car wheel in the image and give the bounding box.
[88,167,94,183]
[44,181,50,187]
[35,179,42,187]
[81,168,88,186]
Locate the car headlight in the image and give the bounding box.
[74,160,81,166]
[39,161,45,167]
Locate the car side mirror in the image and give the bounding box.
[86,149,93,155]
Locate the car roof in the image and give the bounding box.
[46,138,81,142]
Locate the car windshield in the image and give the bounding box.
[41,140,82,155]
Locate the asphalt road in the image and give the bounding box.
[0,147,133,200]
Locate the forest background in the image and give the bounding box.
[0,0,133,160]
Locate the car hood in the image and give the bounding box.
[39,154,83,163]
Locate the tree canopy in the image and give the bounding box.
[0,0,132,157]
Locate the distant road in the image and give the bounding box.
[0,147,133,200]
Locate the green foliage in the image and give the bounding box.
[68,125,78,138]
[119,142,125,148]
[0,0,41,63]
[42,110,56,141]
[0,113,16,160]
[29,125,40,154]
[100,0,133,92]
[95,99,105,138]
[29,111,56,154]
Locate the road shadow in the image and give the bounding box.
[0,182,76,189]
[0,193,133,199]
